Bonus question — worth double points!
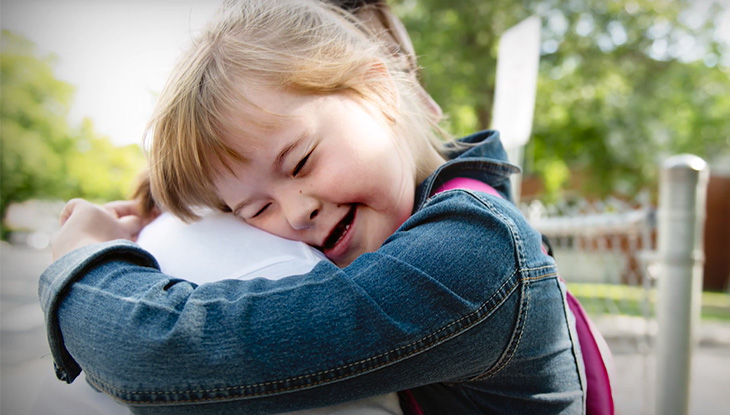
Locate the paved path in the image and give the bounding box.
[2,243,729,414]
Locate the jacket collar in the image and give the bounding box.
[414,130,520,211]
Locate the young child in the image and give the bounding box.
[35,1,428,414]
[40,0,586,413]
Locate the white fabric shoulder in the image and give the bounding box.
[136,211,326,282]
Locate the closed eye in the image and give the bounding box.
[293,152,311,177]
[252,203,271,218]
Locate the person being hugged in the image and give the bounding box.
[41,0,586,413]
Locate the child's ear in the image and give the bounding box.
[361,60,400,121]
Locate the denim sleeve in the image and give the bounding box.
[39,192,561,414]
[38,240,160,383]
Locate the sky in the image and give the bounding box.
[2,0,225,147]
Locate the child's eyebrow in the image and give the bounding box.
[274,132,307,171]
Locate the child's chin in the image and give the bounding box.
[332,248,365,268]
[332,256,354,268]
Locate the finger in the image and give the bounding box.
[104,200,141,219]
[59,198,86,226]
[119,215,145,240]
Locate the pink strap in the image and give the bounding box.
[433,177,501,198]
[398,390,425,415]
[566,291,616,414]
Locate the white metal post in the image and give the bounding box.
[490,16,541,205]
[654,155,709,415]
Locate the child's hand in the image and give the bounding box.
[52,199,146,260]
[104,199,160,226]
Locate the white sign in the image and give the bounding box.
[491,16,542,150]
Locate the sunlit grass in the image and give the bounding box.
[567,283,730,322]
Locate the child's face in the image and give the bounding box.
[214,88,417,267]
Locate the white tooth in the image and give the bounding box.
[335,224,350,245]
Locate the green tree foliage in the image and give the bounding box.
[1,31,146,234]
[393,0,730,200]
[65,119,147,202]
[1,31,75,219]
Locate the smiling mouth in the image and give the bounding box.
[321,205,356,251]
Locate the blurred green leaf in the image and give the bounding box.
[1,31,146,235]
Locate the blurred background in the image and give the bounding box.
[1,0,729,414]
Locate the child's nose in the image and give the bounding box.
[282,193,320,230]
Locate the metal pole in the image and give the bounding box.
[654,155,709,415]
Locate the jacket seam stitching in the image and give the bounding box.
[470,280,530,381]
[88,270,558,404]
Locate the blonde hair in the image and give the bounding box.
[147,0,449,221]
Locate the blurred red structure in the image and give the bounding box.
[703,174,730,292]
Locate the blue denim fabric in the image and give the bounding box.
[39,130,585,414]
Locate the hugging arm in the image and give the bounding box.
[41,193,534,413]
[41,193,575,414]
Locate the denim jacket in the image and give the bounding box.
[39,130,585,414]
